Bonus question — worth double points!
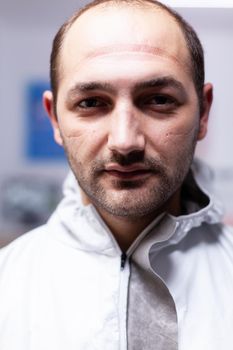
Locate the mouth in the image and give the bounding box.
[104,164,152,180]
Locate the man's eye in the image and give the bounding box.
[146,95,176,106]
[78,98,105,109]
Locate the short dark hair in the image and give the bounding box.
[50,0,205,112]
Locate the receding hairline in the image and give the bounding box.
[56,0,187,80]
[61,0,180,44]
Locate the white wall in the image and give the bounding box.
[164,0,233,7]
[179,8,233,224]
[179,9,233,166]
[0,1,233,241]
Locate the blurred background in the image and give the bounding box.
[0,0,233,247]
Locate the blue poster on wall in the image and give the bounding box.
[26,81,65,161]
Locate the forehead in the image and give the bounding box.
[60,4,190,82]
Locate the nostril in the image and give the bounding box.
[110,150,145,165]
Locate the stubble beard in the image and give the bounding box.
[63,143,196,219]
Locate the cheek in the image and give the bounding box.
[146,117,199,157]
[59,117,106,159]
[164,124,199,145]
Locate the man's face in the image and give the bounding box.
[44,5,212,219]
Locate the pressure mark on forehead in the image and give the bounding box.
[82,44,191,73]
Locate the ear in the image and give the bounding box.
[43,90,63,146]
[197,83,213,141]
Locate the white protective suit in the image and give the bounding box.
[0,159,233,350]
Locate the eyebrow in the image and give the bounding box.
[134,77,186,94]
[66,82,115,101]
[66,76,186,101]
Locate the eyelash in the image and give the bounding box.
[78,97,107,109]
[143,94,177,105]
[75,94,179,113]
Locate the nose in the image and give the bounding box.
[107,105,145,155]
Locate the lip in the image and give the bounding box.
[104,164,152,180]
[105,164,150,172]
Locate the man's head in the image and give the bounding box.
[43,0,212,223]
[50,0,205,112]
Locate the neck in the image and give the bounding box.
[81,189,182,252]
[98,210,162,252]
[96,194,181,252]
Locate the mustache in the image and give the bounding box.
[92,150,165,172]
[109,150,144,166]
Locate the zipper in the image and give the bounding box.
[119,255,130,350]
[120,252,127,270]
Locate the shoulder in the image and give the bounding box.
[180,222,233,262]
[0,226,52,274]
[0,225,47,252]
[171,221,233,259]
[212,223,233,254]
[203,222,233,245]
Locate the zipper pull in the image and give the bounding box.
[120,252,127,270]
